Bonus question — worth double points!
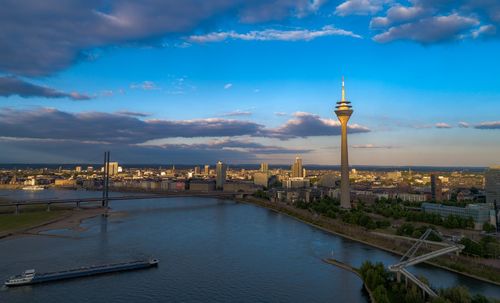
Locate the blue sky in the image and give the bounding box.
[0,0,499,166]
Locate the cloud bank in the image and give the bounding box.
[0,76,91,100]
[0,0,326,76]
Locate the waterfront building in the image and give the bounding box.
[431,174,443,202]
[216,161,227,190]
[422,203,497,230]
[285,177,310,189]
[54,179,77,187]
[189,180,216,191]
[335,76,353,209]
[291,156,303,178]
[260,162,269,173]
[253,172,269,188]
[223,181,261,193]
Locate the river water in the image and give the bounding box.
[0,189,499,302]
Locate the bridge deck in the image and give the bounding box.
[0,191,251,207]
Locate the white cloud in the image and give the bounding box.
[224,83,233,89]
[373,14,479,44]
[275,112,288,116]
[458,121,470,128]
[435,122,452,129]
[187,25,361,43]
[472,25,497,39]
[370,4,427,28]
[130,81,159,90]
[335,0,389,16]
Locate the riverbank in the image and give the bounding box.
[238,196,500,286]
[322,258,376,303]
[0,207,107,239]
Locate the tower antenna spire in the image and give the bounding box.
[341,75,346,101]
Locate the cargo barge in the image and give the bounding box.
[5,258,158,287]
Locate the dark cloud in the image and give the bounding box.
[270,112,370,138]
[0,108,371,162]
[116,111,151,117]
[0,108,266,144]
[0,76,91,100]
[368,0,500,43]
[0,108,370,143]
[0,137,309,164]
[220,110,253,117]
[351,144,395,149]
[158,139,311,155]
[0,0,322,76]
[474,121,500,129]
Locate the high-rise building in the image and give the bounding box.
[216,161,227,190]
[334,76,353,209]
[291,156,303,178]
[485,166,500,209]
[75,166,82,172]
[204,165,210,175]
[260,162,269,173]
[431,174,443,202]
[194,166,200,175]
[108,162,119,176]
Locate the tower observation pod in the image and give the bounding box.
[334,76,353,209]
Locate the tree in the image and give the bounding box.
[373,285,390,303]
[483,222,496,233]
[439,286,472,303]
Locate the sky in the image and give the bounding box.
[0,0,499,166]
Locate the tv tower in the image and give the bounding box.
[335,76,353,209]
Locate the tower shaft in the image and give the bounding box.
[339,119,351,209]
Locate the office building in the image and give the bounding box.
[216,161,227,190]
[422,203,497,230]
[204,165,210,175]
[260,162,269,173]
[194,166,200,175]
[334,76,353,209]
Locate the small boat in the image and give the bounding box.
[21,186,45,191]
[5,258,159,287]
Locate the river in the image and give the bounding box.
[0,189,499,302]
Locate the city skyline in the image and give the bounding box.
[0,1,499,166]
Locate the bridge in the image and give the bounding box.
[388,228,464,298]
[0,191,253,214]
